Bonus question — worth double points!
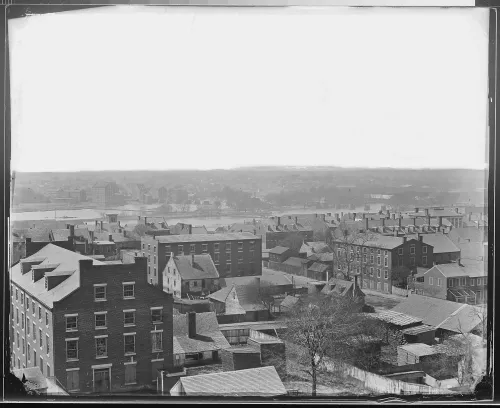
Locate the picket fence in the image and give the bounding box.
[391,286,410,297]
[322,359,453,395]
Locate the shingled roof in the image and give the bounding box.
[171,366,287,396]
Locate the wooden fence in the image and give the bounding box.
[322,359,454,395]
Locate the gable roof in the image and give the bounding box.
[174,366,287,396]
[308,262,330,273]
[447,228,486,244]
[321,277,365,298]
[10,244,105,308]
[417,234,460,254]
[392,296,484,333]
[172,255,219,280]
[376,310,423,326]
[208,282,266,313]
[269,246,291,255]
[307,252,333,262]
[283,257,309,268]
[431,263,486,278]
[280,295,301,310]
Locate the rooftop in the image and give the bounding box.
[172,254,219,280]
[269,246,291,255]
[154,232,259,243]
[376,310,423,326]
[399,343,439,357]
[173,366,287,396]
[10,244,105,309]
[400,324,436,336]
[412,234,460,254]
[433,263,486,278]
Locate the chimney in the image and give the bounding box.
[403,237,407,244]
[392,213,396,220]
[144,217,148,225]
[95,220,98,227]
[386,210,390,218]
[191,253,195,265]
[418,234,423,242]
[381,218,385,227]
[438,216,443,228]
[425,208,429,216]
[69,225,75,237]
[100,221,103,230]
[277,217,281,226]
[413,217,417,226]
[364,218,369,231]
[427,216,431,227]
[118,220,121,227]
[415,207,419,213]
[295,216,298,224]
[138,215,141,221]
[188,312,197,339]
[353,212,357,220]
[109,234,113,242]
[398,217,402,228]
[455,208,459,214]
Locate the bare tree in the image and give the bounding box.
[279,293,384,396]
[329,221,378,281]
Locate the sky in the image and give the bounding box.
[9,6,489,172]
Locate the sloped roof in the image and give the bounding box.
[376,310,423,326]
[400,324,436,336]
[308,262,329,273]
[12,367,47,391]
[172,255,219,280]
[174,366,287,396]
[269,246,290,255]
[280,295,300,310]
[458,242,486,261]
[192,226,209,235]
[392,296,484,333]
[321,278,365,298]
[10,244,105,308]
[51,229,71,241]
[433,263,486,278]
[307,252,333,262]
[448,228,486,244]
[418,234,460,254]
[283,257,309,268]
[208,283,266,313]
[172,312,230,354]
[399,343,439,357]
[25,227,52,242]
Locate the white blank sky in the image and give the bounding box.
[9,6,489,172]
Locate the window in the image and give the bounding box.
[370,267,374,276]
[437,278,442,287]
[337,249,341,258]
[154,256,156,263]
[410,257,415,266]
[45,312,49,326]
[238,242,243,251]
[165,245,171,253]
[370,248,374,253]
[95,336,108,358]
[377,282,381,291]
[202,244,208,253]
[40,357,43,373]
[124,364,136,385]
[422,256,428,266]
[21,293,24,304]
[398,248,403,255]
[39,329,43,348]
[21,313,24,329]
[384,257,388,267]
[214,253,219,262]
[66,315,78,332]
[95,312,107,329]
[27,318,30,335]
[123,283,135,298]
[377,269,381,278]
[47,365,50,377]
[28,344,31,361]
[33,323,36,341]
[178,245,183,254]
[384,270,388,279]
[32,301,35,315]
[142,243,145,249]
[94,284,107,301]
[363,247,367,253]
[66,370,79,391]
[370,256,374,264]
[26,296,29,309]
[16,288,18,301]
[423,246,427,254]
[38,307,42,320]
[66,339,78,361]
[124,310,135,326]
[250,250,255,259]
[191,244,196,253]
[377,249,381,254]
[214,243,219,252]
[46,335,50,354]
[410,245,415,255]
[148,244,151,250]
[238,254,243,263]
[250,241,255,250]
[22,337,25,354]
[124,334,136,355]
[471,279,475,286]
[151,308,163,323]
[363,255,367,263]
[337,264,341,271]
[377,256,381,265]
[226,243,231,252]
[226,263,231,272]
[34,350,37,366]
[152,331,163,352]
[460,278,466,286]
[429,277,434,285]
[384,283,389,292]
[154,246,156,252]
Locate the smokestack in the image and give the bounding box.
[427,216,431,227]
[188,312,196,339]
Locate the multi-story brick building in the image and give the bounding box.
[10,244,174,394]
[141,233,262,287]
[411,262,487,305]
[330,235,434,294]
[91,182,120,207]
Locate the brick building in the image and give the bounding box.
[91,182,121,207]
[141,233,262,287]
[10,244,174,394]
[330,234,434,294]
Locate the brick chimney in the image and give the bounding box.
[188,312,197,338]
[403,237,407,244]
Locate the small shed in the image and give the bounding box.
[221,347,262,372]
[397,343,443,366]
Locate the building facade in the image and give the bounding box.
[141,233,262,288]
[10,245,174,394]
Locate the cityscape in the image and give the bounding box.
[7,4,490,402]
